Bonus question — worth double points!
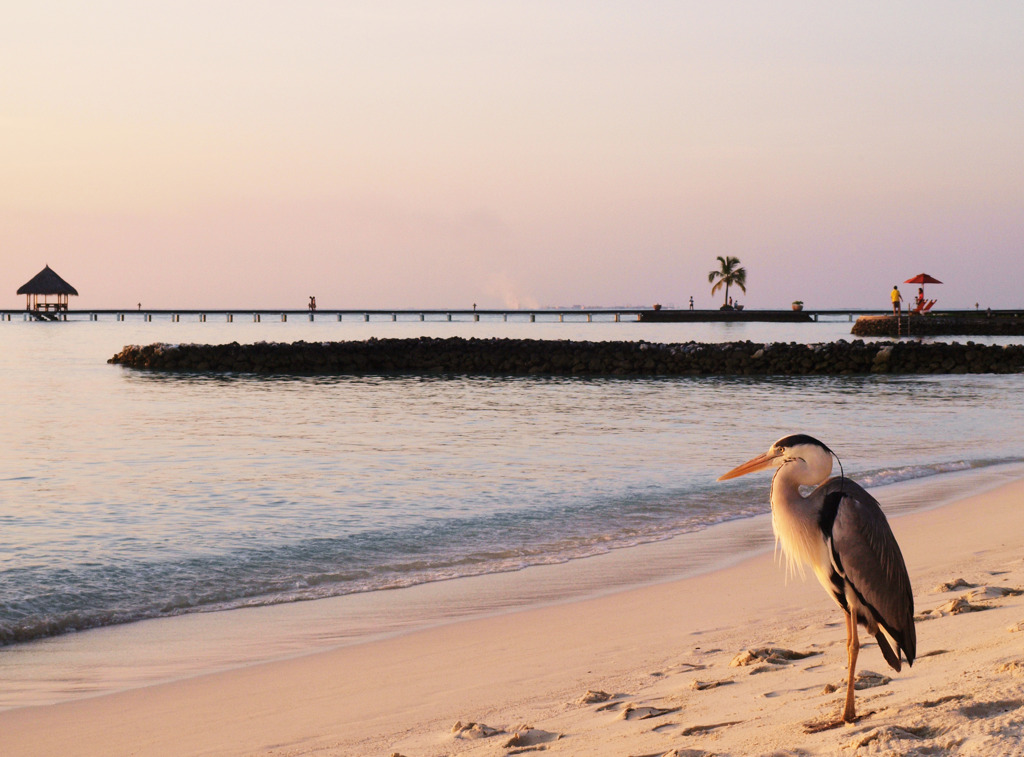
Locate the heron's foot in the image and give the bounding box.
[803,716,846,733]
[803,709,872,734]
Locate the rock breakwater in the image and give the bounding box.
[852,314,1024,337]
[108,337,1024,376]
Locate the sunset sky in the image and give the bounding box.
[3,2,1022,309]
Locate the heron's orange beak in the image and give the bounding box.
[717,450,781,481]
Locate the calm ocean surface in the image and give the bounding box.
[3,314,1024,706]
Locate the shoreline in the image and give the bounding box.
[2,463,1022,713]
[2,463,1019,713]
[3,467,1024,755]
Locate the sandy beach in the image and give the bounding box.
[3,477,1023,756]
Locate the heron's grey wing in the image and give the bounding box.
[825,479,916,664]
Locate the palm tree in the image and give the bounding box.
[708,255,747,307]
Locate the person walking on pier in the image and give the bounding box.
[890,285,903,316]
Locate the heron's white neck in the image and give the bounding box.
[769,459,832,584]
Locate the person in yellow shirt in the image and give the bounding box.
[891,285,903,316]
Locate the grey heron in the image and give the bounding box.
[718,434,915,723]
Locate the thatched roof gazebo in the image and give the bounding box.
[17,265,79,312]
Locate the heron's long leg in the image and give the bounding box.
[843,611,860,723]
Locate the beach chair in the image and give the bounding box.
[922,299,936,313]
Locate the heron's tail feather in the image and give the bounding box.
[874,630,902,672]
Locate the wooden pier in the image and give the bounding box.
[1,308,895,324]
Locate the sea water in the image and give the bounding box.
[2,314,1023,708]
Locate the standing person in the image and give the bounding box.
[890,285,903,316]
[689,296,694,310]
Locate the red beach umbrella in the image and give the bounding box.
[904,273,943,285]
[904,273,943,309]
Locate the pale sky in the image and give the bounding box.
[3,2,1022,309]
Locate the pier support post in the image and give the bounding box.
[227,313,233,322]
[281,314,287,322]
[447,313,452,321]
[530,313,536,322]
[474,313,479,321]
[420,313,425,321]
[614,313,620,322]
[587,313,592,322]
[309,313,314,322]
[254,313,260,322]
[337,313,343,321]
[363,313,369,322]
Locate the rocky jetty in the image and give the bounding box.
[108,337,1024,376]
[852,314,1024,337]
[639,309,811,323]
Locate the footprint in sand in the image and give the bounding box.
[959,699,1024,718]
[920,586,1023,620]
[918,596,989,619]
[997,661,1024,676]
[967,585,1023,600]
[619,703,681,721]
[820,670,889,699]
[846,724,935,750]
[671,661,708,673]
[853,670,891,690]
[503,725,562,749]
[678,720,742,736]
[576,689,615,705]
[933,577,976,592]
[689,678,735,691]
[450,721,502,740]
[729,647,818,670]
[921,693,966,708]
